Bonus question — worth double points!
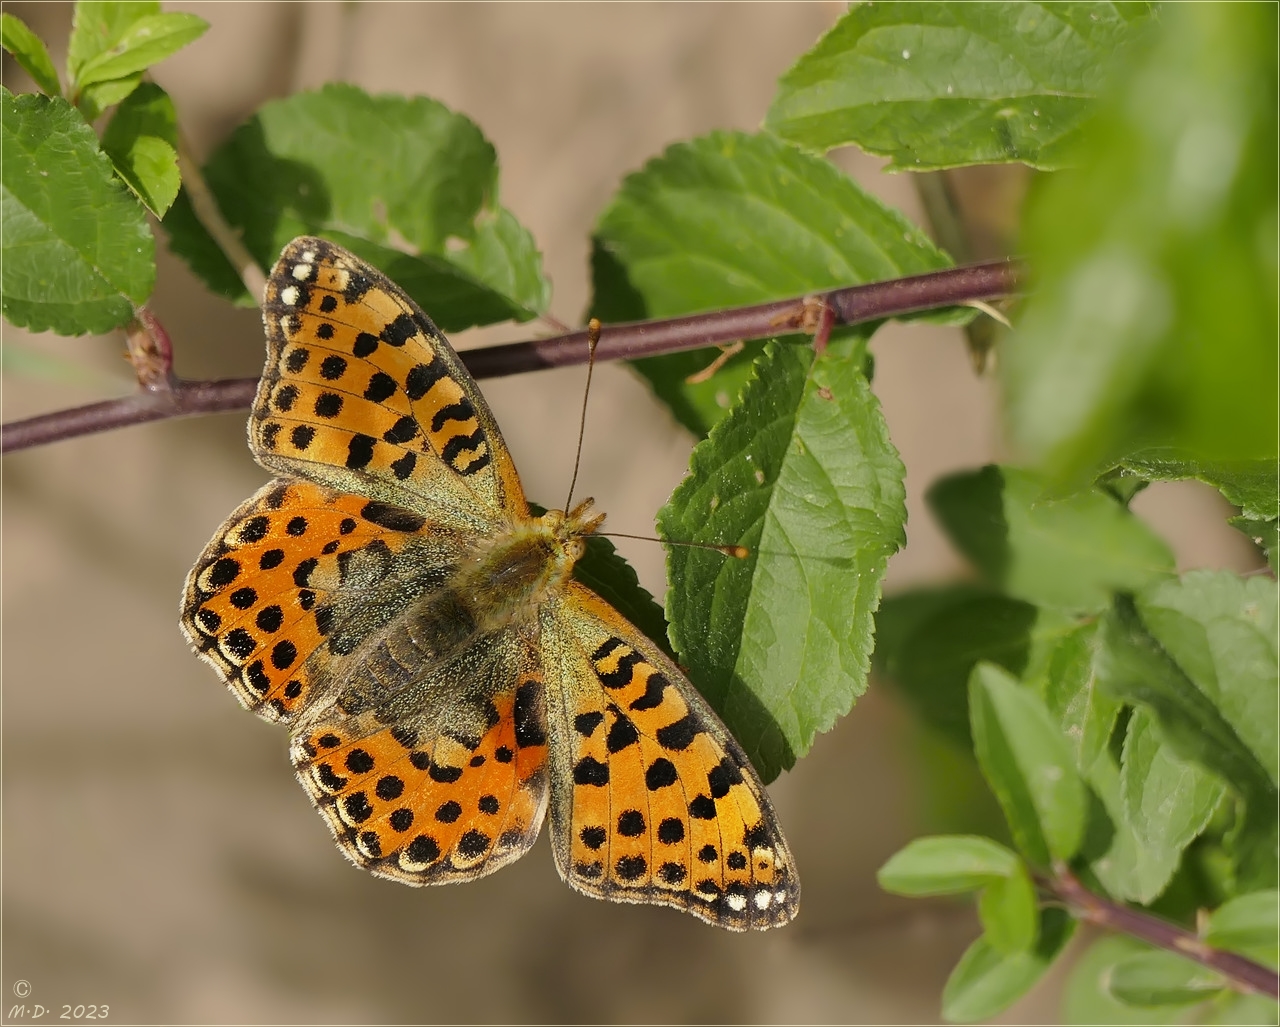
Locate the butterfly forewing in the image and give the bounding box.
[542,584,800,931]
[253,237,525,524]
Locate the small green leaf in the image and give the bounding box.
[591,130,959,435]
[1062,936,1186,1026]
[77,72,144,124]
[162,84,547,330]
[1121,453,1278,523]
[1138,572,1279,789]
[878,835,1021,895]
[1206,890,1280,968]
[73,12,208,89]
[978,862,1038,955]
[1,88,153,334]
[1041,620,1121,773]
[1006,3,1277,485]
[1,13,61,96]
[941,907,1075,1022]
[969,663,1087,865]
[101,82,179,217]
[1121,709,1227,878]
[767,1,1155,170]
[927,465,1175,612]
[1229,516,1279,575]
[1107,950,1226,1007]
[67,2,157,81]
[658,336,905,781]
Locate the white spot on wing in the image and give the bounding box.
[292,263,312,281]
[754,890,772,909]
[280,285,300,306]
[727,893,748,912]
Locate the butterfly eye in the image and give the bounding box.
[565,539,586,562]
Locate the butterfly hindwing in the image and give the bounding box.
[253,237,526,524]
[290,645,550,884]
[542,583,799,931]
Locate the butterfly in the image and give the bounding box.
[180,236,799,930]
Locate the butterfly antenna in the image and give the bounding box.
[601,531,750,560]
[564,318,601,513]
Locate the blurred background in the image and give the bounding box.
[2,4,1263,1023]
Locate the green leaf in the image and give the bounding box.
[573,535,673,662]
[67,2,157,81]
[978,861,1039,955]
[100,81,179,217]
[77,73,144,125]
[161,83,547,330]
[941,907,1075,1023]
[1083,746,1185,904]
[1041,620,1121,773]
[1206,890,1280,968]
[1006,3,1278,485]
[1108,950,1226,1007]
[657,336,905,781]
[1229,516,1279,575]
[1096,592,1278,890]
[766,1,1155,170]
[591,130,959,436]
[877,835,1022,895]
[1121,453,1278,523]
[1,13,61,96]
[73,11,208,89]
[1062,936,1187,1026]
[1121,709,1227,885]
[927,465,1175,611]
[1,88,153,334]
[875,587,1080,751]
[969,662,1087,865]
[1138,572,1279,789]
[1204,992,1280,1026]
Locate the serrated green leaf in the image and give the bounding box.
[1041,620,1121,773]
[1121,453,1278,523]
[1121,709,1227,887]
[878,835,1022,895]
[1108,950,1226,1008]
[1,88,153,334]
[927,465,1175,612]
[1083,747,1184,903]
[1138,572,1279,789]
[73,12,208,89]
[1062,935,1186,1026]
[657,336,905,781]
[941,907,1075,1023]
[1,13,61,96]
[161,83,547,330]
[591,130,960,435]
[766,1,1155,170]
[978,862,1039,955]
[101,81,178,217]
[1006,3,1277,485]
[969,663,1087,865]
[1206,890,1280,968]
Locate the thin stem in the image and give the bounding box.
[1050,864,1279,1001]
[1,259,1021,454]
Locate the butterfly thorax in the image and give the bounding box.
[453,499,605,634]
